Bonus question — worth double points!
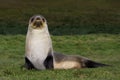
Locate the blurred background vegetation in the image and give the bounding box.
[0,0,120,35]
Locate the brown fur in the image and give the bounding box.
[53,52,108,69]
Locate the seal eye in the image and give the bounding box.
[31,17,34,22]
[42,18,45,22]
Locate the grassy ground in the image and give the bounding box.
[0,34,120,80]
[0,0,120,80]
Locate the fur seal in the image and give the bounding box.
[25,15,108,70]
[25,15,54,70]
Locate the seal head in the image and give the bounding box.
[29,15,47,29]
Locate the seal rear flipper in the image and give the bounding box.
[25,57,35,70]
[44,55,54,69]
[84,60,109,68]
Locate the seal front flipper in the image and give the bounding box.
[44,54,54,69]
[25,57,35,70]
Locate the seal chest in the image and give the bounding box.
[26,31,51,69]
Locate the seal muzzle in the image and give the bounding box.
[33,20,42,27]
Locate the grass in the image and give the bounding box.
[0,0,120,80]
[0,34,120,80]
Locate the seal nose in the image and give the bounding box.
[33,20,42,27]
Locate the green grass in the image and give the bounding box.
[0,34,120,80]
[0,0,120,80]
